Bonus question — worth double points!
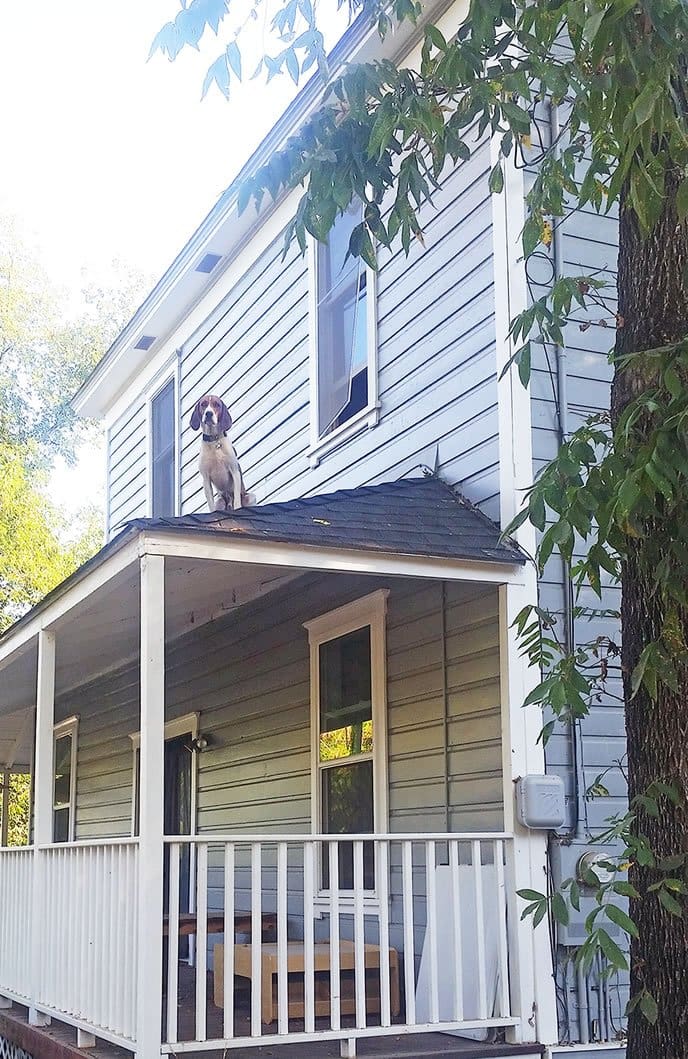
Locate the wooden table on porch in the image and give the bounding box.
[163,911,278,940]
[214,939,400,1024]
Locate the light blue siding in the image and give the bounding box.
[178,138,500,520]
[107,400,147,534]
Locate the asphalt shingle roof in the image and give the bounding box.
[126,476,525,566]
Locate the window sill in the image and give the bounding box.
[309,404,380,468]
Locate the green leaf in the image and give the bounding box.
[551,892,569,926]
[488,162,504,194]
[658,888,683,917]
[639,991,659,1025]
[517,888,546,902]
[605,903,639,938]
[613,881,640,900]
[597,928,629,971]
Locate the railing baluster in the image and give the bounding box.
[473,839,487,1019]
[377,840,391,1027]
[328,841,341,1032]
[277,841,288,1035]
[223,843,235,1039]
[195,842,208,1041]
[494,839,510,1017]
[425,840,439,1023]
[250,843,262,1037]
[166,842,180,1044]
[449,839,464,1021]
[303,841,316,1034]
[402,840,416,1025]
[353,840,366,1029]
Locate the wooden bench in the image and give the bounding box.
[213,939,400,1024]
[163,911,277,939]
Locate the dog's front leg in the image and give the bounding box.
[202,476,216,513]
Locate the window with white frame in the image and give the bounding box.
[305,590,388,893]
[149,375,176,517]
[310,206,378,455]
[53,717,78,843]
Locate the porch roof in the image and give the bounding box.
[123,476,525,566]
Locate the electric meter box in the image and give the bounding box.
[515,774,566,829]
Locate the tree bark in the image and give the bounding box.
[612,168,688,1059]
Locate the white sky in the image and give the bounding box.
[0,0,321,516]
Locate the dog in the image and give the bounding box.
[189,394,255,512]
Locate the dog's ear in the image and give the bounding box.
[190,401,202,431]
[218,400,232,434]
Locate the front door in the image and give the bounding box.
[163,735,193,954]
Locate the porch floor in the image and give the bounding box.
[0,966,543,1059]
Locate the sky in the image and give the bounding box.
[0,0,313,514]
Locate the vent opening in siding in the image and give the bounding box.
[134,334,156,351]
[195,252,222,274]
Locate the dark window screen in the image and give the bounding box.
[151,379,175,516]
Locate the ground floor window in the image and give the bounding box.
[305,590,389,895]
[53,716,78,843]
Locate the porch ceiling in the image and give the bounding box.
[0,553,304,730]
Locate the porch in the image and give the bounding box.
[0,479,555,1058]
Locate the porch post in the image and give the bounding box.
[500,580,559,1047]
[136,553,166,1059]
[1,769,9,847]
[29,629,56,1026]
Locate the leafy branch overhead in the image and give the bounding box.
[154,0,688,266]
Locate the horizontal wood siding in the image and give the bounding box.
[107,400,147,535]
[57,575,503,846]
[178,138,500,520]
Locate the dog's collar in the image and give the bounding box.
[202,431,227,442]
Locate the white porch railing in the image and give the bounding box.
[0,840,138,1049]
[0,847,33,1001]
[163,833,519,1054]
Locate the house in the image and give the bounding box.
[0,2,625,1058]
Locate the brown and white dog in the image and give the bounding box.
[190,394,255,512]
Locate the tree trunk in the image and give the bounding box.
[612,169,688,1059]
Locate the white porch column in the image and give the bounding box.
[29,629,56,1026]
[500,579,558,1047]
[136,554,166,1059]
[1,769,9,847]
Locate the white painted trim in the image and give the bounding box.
[305,590,389,899]
[53,715,78,843]
[136,553,166,1057]
[491,131,536,548]
[306,230,379,467]
[141,530,525,585]
[145,358,179,518]
[499,579,558,1048]
[129,711,199,751]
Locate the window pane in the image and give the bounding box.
[318,206,362,295]
[316,206,369,437]
[53,806,70,844]
[53,734,72,808]
[319,627,372,762]
[321,761,374,889]
[151,379,175,516]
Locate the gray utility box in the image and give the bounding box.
[549,839,625,947]
[516,774,566,829]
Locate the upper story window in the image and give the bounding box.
[305,590,389,897]
[149,375,177,517]
[309,207,379,465]
[53,717,78,843]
